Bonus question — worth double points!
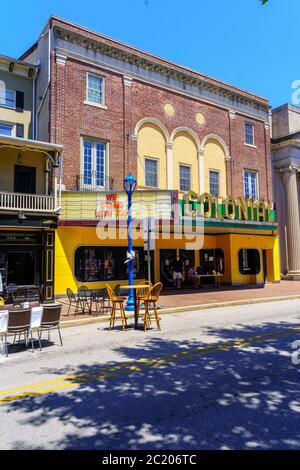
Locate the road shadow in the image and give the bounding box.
[2,319,300,450]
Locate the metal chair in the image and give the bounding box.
[77,286,91,314]
[66,288,80,315]
[90,288,110,315]
[27,287,40,303]
[1,308,33,357]
[38,304,63,347]
[12,287,28,306]
[5,283,18,304]
[106,284,127,331]
[138,282,162,332]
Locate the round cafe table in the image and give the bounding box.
[120,284,151,330]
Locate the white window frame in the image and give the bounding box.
[0,121,15,136]
[243,169,259,200]
[80,137,109,190]
[144,157,159,188]
[0,88,16,109]
[209,169,220,196]
[85,73,107,109]
[244,122,255,147]
[179,164,191,192]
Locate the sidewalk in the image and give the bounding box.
[57,280,300,327]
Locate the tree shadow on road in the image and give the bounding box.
[2,319,300,450]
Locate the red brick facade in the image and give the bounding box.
[47,17,272,201]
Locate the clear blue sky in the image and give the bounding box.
[0,0,297,108]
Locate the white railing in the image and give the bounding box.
[0,191,55,212]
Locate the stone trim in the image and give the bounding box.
[53,25,269,116]
[55,52,67,65]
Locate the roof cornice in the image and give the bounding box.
[53,24,269,114]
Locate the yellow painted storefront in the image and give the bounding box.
[55,222,280,295]
[54,189,280,296]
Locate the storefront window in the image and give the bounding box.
[239,249,260,275]
[74,246,145,282]
[199,249,224,275]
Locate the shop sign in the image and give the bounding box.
[182,192,274,223]
[95,191,174,221]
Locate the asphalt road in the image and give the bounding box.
[1,299,300,450]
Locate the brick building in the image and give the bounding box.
[21,16,280,294]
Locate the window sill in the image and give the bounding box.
[244,143,257,149]
[84,101,108,110]
[139,185,159,190]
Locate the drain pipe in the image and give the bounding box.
[36,28,51,140]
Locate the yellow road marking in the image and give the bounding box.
[1,326,299,404]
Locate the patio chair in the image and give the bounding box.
[90,288,110,315]
[138,282,162,332]
[66,288,80,315]
[5,283,18,304]
[106,284,127,331]
[5,283,18,294]
[77,286,91,313]
[136,280,152,315]
[27,287,40,303]
[38,304,63,347]
[1,308,33,357]
[12,287,28,306]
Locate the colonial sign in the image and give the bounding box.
[182,191,274,223]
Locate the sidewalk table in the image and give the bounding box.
[120,284,151,330]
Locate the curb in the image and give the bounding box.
[59,294,300,329]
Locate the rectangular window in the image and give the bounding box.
[209,170,220,196]
[179,165,191,191]
[0,89,16,109]
[239,249,260,275]
[244,170,258,200]
[0,123,13,136]
[245,122,255,146]
[87,74,104,105]
[145,158,158,187]
[75,246,145,282]
[82,139,106,189]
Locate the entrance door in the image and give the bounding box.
[7,252,36,285]
[160,249,195,288]
[14,165,36,194]
[262,249,267,284]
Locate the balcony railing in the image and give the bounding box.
[76,174,114,192]
[0,191,55,212]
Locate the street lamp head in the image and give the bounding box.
[123,173,137,195]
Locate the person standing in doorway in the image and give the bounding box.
[173,255,183,289]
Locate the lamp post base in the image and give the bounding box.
[125,295,135,312]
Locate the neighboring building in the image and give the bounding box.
[272,104,300,279]
[21,16,280,295]
[0,54,63,300]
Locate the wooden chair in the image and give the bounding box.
[106,284,127,331]
[138,282,162,332]
[136,280,152,316]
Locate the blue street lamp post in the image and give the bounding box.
[123,173,137,313]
